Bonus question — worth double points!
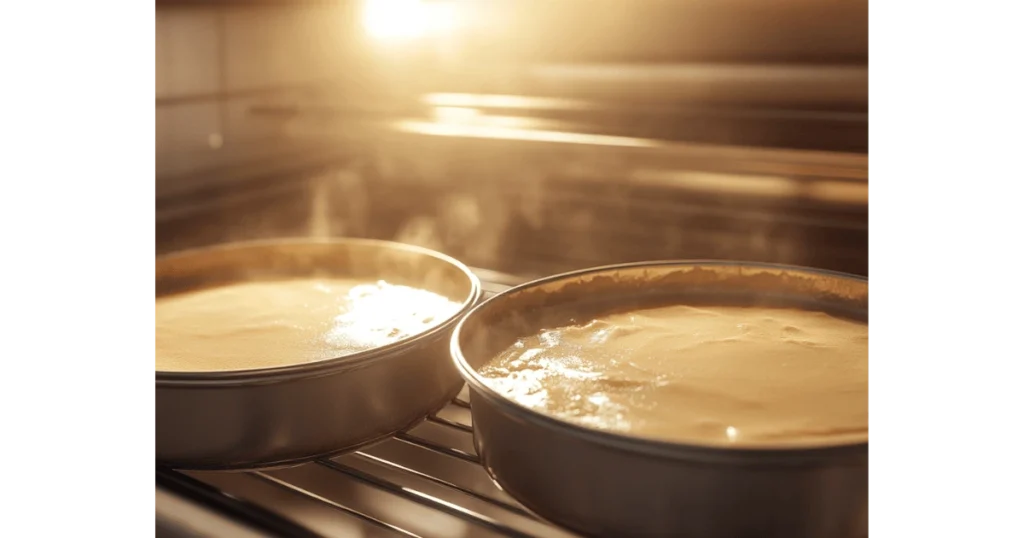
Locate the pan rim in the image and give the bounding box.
[155,237,482,387]
[451,259,868,462]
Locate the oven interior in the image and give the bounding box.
[156,1,867,536]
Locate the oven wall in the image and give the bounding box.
[156,4,356,197]
[155,1,867,278]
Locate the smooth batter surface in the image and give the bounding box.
[156,278,461,372]
[478,305,868,447]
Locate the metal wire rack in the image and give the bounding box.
[156,274,580,538]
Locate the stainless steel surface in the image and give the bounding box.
[452,262,868,538]
[513,64,867,107]
[156,487,271,538]
[156,139,868,280]
[156,238,482,469]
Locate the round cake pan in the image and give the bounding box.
[156,238,481,470]
[451,261,867,538]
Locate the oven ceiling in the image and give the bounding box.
[154,0,868,67]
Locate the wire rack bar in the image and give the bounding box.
[317,460,534,538]
[251,471,423,538]
[158,467,324,538]
[426,414,475,434]
[349,451,534,518]
[393,433,480,464]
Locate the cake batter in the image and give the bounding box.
[478,305,868,447]
[157,278,461,372]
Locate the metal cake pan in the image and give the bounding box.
[156,238,481,470]
[452,261,867,538]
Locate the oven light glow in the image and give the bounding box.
[361,0,458,40]
[432,106,480,124]
[395,120,661,148]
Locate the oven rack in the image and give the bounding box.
[157,275,579,538]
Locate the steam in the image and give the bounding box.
[391,193,510,271]
[394,215,444,251]
[301,149,516,273]
[307,168,371,240]
[286,130,864,278]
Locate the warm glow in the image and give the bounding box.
[361,0,458,40]
[429,106,548,131]
[424,93,594,111]
[432,106,481,124]
[394,120,660,148]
